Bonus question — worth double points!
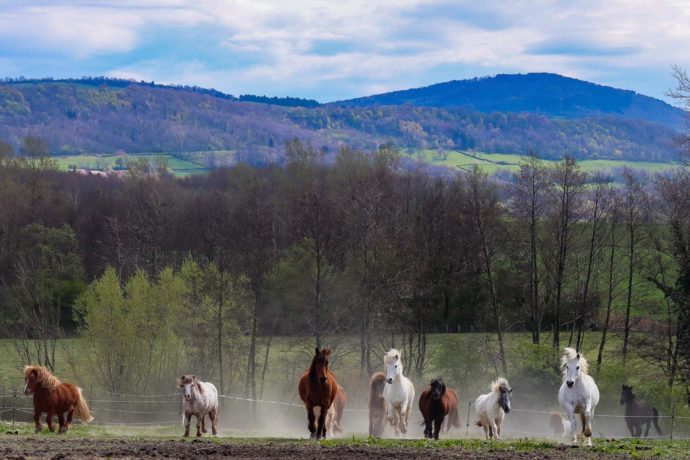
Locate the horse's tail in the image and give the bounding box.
[74,387,94,423]
[652,407,663,435]
[450,405,461,428]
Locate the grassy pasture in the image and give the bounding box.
[407,149,680,178]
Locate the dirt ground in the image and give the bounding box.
[0,436,636,459]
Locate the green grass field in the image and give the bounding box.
[408,149,680,177]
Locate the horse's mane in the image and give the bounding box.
[490,377,510,394]
[370,372,386,387]
[383,348,400,365]
[561,347,589,374]
[24,365,61,390]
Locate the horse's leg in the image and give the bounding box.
[195,414,203,437]
[201,414,207,433]
[46,410,56,432]
[209,408,218,436]
[65,408,74,432]
[183,412,191,437]
[400,402,409,435]
[644,418,651,438]
[583,403,593,446]
[57,412,66,434]
[33,409,43,433]
[317,406,327,440]
[567,407,578,445]
[433,416,443,440]
[307,403,316,439]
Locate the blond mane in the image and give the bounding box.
[24,365,61,390]
[383,348,401,365]
[490,377,510,393]
[561,347,589,375]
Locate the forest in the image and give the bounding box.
[0,77,680,162]
[0,132,689,406]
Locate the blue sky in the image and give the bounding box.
[1,0,689,102]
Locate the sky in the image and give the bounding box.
[1,0,690,102]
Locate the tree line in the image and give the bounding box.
[0,133,689,399]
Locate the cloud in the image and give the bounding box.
[1,0,690,100]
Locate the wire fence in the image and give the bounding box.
[2,388,689,440]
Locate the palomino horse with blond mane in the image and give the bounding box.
[558,348,600,446]
[23,365,93,433]
[298,347,338,439]
[383,349,415,436]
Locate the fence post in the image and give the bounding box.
[670,399,675,440]
[465,402,471,438]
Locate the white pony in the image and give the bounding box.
[558,348,599,446]
[474,377,512,440]
[382,349,415,436]
[177,375,219,437]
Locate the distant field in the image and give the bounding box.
[408,149,680,177]
[50,152,237,176]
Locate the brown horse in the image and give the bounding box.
[298,347,338,439]
[443,388,461,433]
[326,384,347,435]
[620,385,662,438]
[23,365,93,433]
[419,378,452,440]
[368,372,387,437]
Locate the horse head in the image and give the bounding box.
[562,348,586,388]
[23,367,39,395]
[178,375,199,401]
[383,349,402,384]
[430,378,446,401]
[620,384,634,405]
[312,347,331,384]
[497,380,512,413]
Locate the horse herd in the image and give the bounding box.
[21,347,664,445]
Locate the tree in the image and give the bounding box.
[510,154,549,344]
[668,65,690,159]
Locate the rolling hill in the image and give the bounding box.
[0,75,684,164]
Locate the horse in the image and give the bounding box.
[23,365,93,433]
[620,384,662,438]
[549,412,571,438]
[419,378,457,440]
[382,348,415,436]
[325,384,347,436]
[558,347,599,446]
[368,371,387,437]
[474,377,512,440]
[443,388,461,433]
[298,347,338,439]
[177,375,219,437]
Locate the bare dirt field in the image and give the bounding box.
[0,436,639,460]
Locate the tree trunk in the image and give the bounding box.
[623,221,634,361]
[217,271,224,395]
[597,221,617,371]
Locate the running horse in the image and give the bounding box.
[298,347,338,439]
[23,365,93,433]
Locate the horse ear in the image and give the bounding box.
[576,353,580,359]
[394,354,398,360]
[315,347,320,355]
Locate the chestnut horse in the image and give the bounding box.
[368,372,387,437]
[443,388,461,433]
[298,347,338,439]
[419,378,454,440]
[23,365,93,433]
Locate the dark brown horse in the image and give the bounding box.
[419,378,452,440]
[298,348,338,439]
[368,372,387,437]
[443,388,461,433]
[620,385,662,438]
[23,365,93,433]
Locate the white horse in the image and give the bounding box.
[177,374,219,437]
[558,348,599,446]
[474,377,512,440]
[382,349,415,436]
